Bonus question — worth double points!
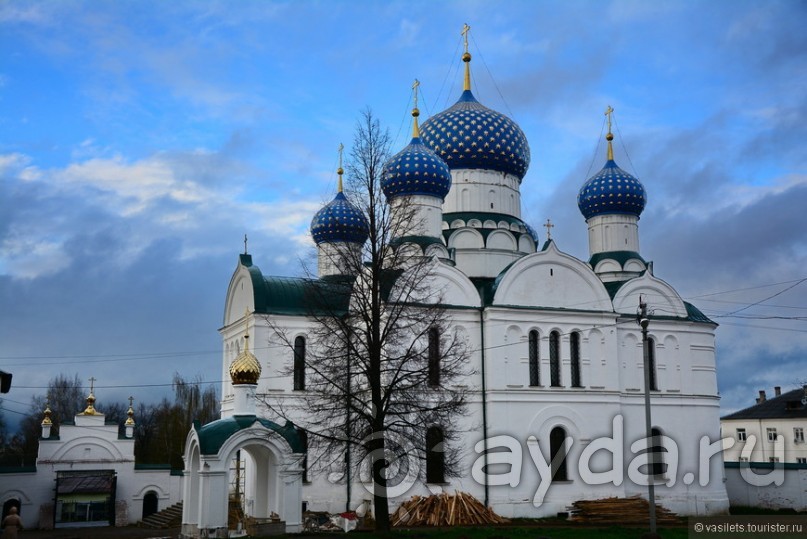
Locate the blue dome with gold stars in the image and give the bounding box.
[577,159,647,220]
[382,135,452,200]
[311,191,369,245]
[420,90,530,181]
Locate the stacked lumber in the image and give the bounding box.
[568,496,680,525]
[391,491,509,527]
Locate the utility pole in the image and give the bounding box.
[639,297,658,538]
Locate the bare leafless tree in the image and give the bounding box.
[260,110,471,531]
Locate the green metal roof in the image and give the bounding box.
[442,211,536,243]
[240,255,353,316]
[684,302,715,324]
[389,235,445,249]
[588,250,647,269]
[195,415,305,455]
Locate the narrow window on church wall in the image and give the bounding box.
[550,331,561,387]
[426,426,445,483]
[570,332,582,388]
[647,337,658,391]
[294,336,306,391]
[428,327,440,387]
[550,426,568,481]
[298,428,310,483]
[528,330,540,386]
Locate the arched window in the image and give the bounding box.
[550,331,561,387]
[426,426,445,483]
[550,426,568,482]
[293,336,306,391]
[298,428,310,483]
[647,338,658,391]
[570,331,582,388]
[428,327,440,387]
[528,330,540,386]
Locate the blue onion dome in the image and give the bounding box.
[577,114,646,220]
[382,106,453,200]
[420,89,530,181]
[311,164,369,245]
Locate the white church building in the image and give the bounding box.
[216,36,730,522]
[0,388,182,529]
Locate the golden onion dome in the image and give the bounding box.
[229,309,261,385]
[230,348,262,385]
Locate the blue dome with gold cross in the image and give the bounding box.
[420,89,530,181]
[311,191,369,245]
[382,131,452,200]
[578,158,646,220]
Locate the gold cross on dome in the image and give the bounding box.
[128,396,134,407]
[461,23,470,53]
[88,376,96,393]
[604,105,614,133]
[544,218,554,240]
[412,79,420,108]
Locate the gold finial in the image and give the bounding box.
[337,143,344,193]
[42,398,52,426]
[125,396,135,426]
[604,105,615,161]
[82,377,97,415]
[461,23,472,91]
[411,79,421,139]
[544,218,554,241]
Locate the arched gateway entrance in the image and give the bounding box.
[180,415,304,538]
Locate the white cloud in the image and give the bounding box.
[0,232,70,279]
[0,152,31,173]
[57,155,215,215]
[0,148,322,280]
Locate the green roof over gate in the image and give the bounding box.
[195,415,305,455]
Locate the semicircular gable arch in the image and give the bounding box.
[50,439,126,462]
[224,257,264,326]
[388,259,481,308]
[486,229,517,251]
[448,228,484,249]
[493,242,612,311]
[612,273,687,318]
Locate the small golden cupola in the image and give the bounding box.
[81,377,99,415]
[125,396,136,426]
[229,309,262,385]
[41,398,53,438]
[41,399,53,426]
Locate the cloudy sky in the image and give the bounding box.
[1,0,805,430]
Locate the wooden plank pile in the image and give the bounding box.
[391,491,509,527]
[568,496,681,525]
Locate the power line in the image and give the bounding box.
[722,278,807,317]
